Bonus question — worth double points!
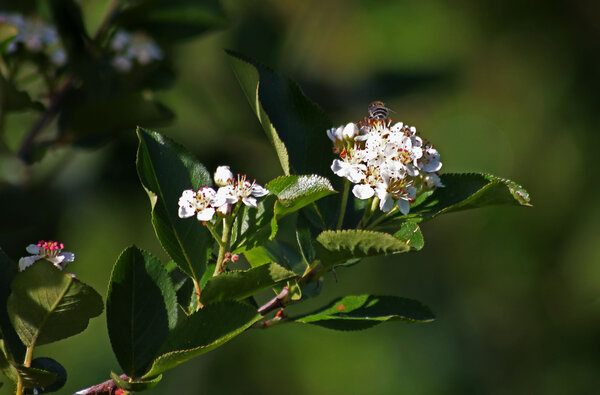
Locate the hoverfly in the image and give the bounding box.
[367,100,391,121]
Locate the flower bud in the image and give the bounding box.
[214,166,234,187]
[342,123,358,140]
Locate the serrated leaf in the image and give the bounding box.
[110,371,162,392]
[201,263,297,305]
[415,173,530,220]
[142,301,260,378]
[7,262,103,347]
[292,295,434,331]
[19,357,67,392]
[107,246,177,378]
[115,0,225,42]
[136,128,213,281]
[393,222,424,251]
[0,248,25,362]
[229,195,278,254]
[315,230,411,268]
[267,175,336,218]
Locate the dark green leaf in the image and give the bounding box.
[107,246,177,378]
[0,248,25,362]
[393,222,424,251]
[315,230,411,268]
[226,50,333,178]
[0,343,18,385]
[115,0,225,42]
[413,173,530,222]
[296,212,317,265]
[293,294,434,330]
[136,128,213,281]
[21,357,67,393]
[267,175,336,218]
[142,301,260,378]
[110,371,162,392]
[244,241,306,275]
[7,262,103,347]
[230,195,278,254]
[201,263,297,305]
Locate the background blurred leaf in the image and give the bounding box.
[0,74,43,114]
[107,246,177,378]
[142,301,261,378]
[200,263,296,305]
[292,294,434,331]
[0,248,24,363]
[115,0,225,42]
[315,230,411,268]
[7,262,103,347]
[136,128,213,282]
[0,23,17,54]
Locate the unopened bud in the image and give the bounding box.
[214,166,234,187]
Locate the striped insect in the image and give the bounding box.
[367,100,391,121]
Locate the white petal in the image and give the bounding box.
[379,193,395,213]
[331,159,345,176]
[397,198,410,215]
[26,244,40,254]
[251,184,269,197]
[19,255,41,271]
[242,197,257,207]
[342,123,358,140]
[47,255,65,265]
[352,184,375,200]
[196,208,216,222]
[214,166,234,187]
[178,205,195,218]
[217,204,231,215]
[59,252,75,263]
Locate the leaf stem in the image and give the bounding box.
[358,197,379,229]
[336,179,350,230]
[15,345,35,395]
[213,204,240,276]
[366,206,398,230]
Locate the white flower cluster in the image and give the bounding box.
[18,240,75,271]
[0,13,66,66]
[178,166,269,222]
[328,114,443,215]
[110,30,163,73]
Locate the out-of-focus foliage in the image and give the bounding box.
[0,0,598,394]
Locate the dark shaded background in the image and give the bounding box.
[2,0,600,394]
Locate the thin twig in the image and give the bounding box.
[73,374,127,395]
[257,286,289,316]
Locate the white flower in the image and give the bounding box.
[220,176,269,208]
[423,173,444,189]
[326,125,344,143]
[18,240,75,271]
[110,29,163,72]
[214,166,235,187]
[419,147,442,173]
[342,123,359,140]
[178,187,218,222]
[331,159,366,184]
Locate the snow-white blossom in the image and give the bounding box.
[18,240,75,271]
[178,187,219,222]
[217,175,269,208]
[327,104,444,215]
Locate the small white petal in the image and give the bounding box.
[214,166,234,187]
[19,255,41,271]
[26,244,40,254]
[251,184,269,197]
[178,205,195,218]
[242,197,257,207]
[47,255,65,265]
[59,252,75,263]
[342,123,358,140]
[352,184,375,200]
[397,198,410,215]
[196,208,216,222]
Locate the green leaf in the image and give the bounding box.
[226,50,334,178]
[136,127,213,281]
[0,343,18,384]
[115,0,225,42]
[142,301,260,378]
[413,173,530,221]
[111,371,162,392]
[296,212,317,265]
[200,263,297,305]
[244,241,306,275]
[107,246,177,378]
[229,195,278,254]
[393,222,424,251]
[267,175,336,218]
[0,74,43,113]
[0,249,25,362]
[315,230,411,268]
[292,295,434,331]
[0,23,17,54]
[19,357,67,392]
[7,262,103,347]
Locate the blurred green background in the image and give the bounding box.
[2,0,600,393]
